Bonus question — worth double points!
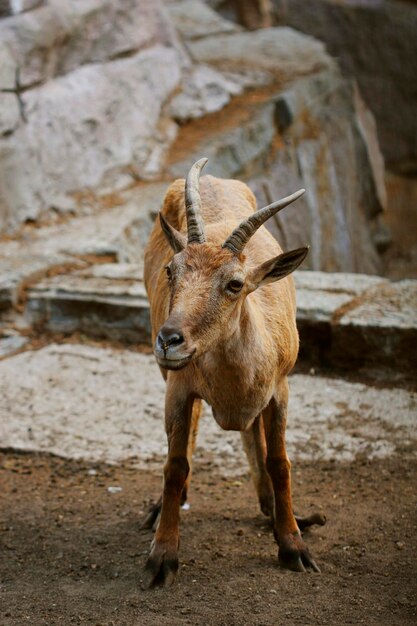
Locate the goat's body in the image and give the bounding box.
[142,171,323,588]
[145,175,298,431]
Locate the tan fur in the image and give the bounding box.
[142,174,322,588]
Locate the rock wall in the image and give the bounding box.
[271,0,417,169]
[0,0,387,274]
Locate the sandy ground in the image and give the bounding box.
[0,451,416,625]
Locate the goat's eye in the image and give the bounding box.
[165,265,172,280]
[227,279,244,293]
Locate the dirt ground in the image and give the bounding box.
[0,451,415,626]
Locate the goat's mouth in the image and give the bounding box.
[155,348,196,371]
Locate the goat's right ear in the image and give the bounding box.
[159,212,186,253]
[248,246,309,289]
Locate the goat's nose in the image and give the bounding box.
[156,328,185,351]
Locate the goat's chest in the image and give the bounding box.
[195,357,275,431]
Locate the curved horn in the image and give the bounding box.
[185,157,208,244]
[222,188,305,255]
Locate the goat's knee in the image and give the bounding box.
[164,456,189,495]
[266,456,291,486]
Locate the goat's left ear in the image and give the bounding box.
[248,246,309,289]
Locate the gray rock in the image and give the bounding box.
[0,0,178,88]
[0,333,28,358]
[167,0,241,40]
[188,26,332,80]
[0,182,167,262]
[0,43,20,135]
[169,64,242,122]
[168,100,276,178]
[0,47,180,232]
[249,68,386,274]
[7,0,44,14]
[25,264,151,343]
[0,254,86,310]
[273,0,417,165]
[332,279,417,372]
[294,270,387,324]
[0,182,168,310]
[294,270,388,364]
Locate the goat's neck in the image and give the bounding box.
[204,296,271,378]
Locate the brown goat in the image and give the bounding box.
[142,158,326,588]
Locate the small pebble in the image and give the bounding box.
[107,486,122,494]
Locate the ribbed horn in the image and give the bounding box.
[185,158,208,244]
[222,188,305,255]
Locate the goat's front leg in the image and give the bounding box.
[142,383,193,588]
[263,378,321,573]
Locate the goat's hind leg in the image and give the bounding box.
[141,399,201,531]
[241,414,274,518]
[263,378,323,573]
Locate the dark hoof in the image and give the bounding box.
[278,532,321,573]
[295,512,327,531]
[142,542,179,589]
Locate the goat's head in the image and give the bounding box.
[155,158,309,370]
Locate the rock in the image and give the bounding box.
[0,343,415,467]
[294,271,387,324]
[188,26,332,81]
[0,47,180,232]
[0,333,28,358]
[167,0,241,40]
[167,98,276,178]
[2,0,44,15]
[294,270,387,363]
[294,271,417,374]
[0,254,86,310]
[273,0,417,166]
[332,280,417,373]
[249,68,386,274]
[169,64,242,122]
[0,183,166,264]
[0,0,178,88]
[25,264,151,343]
[0,182,168,309]
[384,171,417,280]
[0,43,20,135]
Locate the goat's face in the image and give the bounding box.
[155,243,248,370]
[154,158,308,370]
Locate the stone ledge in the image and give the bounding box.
[25,264,150,343]
[23,265,417,373]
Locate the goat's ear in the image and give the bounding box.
[248,247,309,289]
[159,212,186,253]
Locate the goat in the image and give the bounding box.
[142,158,326,588]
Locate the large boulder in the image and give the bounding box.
[0,45,181,231]
[0,0,178,87]
[249,68,386,273]
[0,0,183,233]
